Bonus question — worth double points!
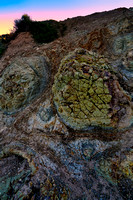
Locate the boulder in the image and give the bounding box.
[53,48,132,130]
[0,56,50,114]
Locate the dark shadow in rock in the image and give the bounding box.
[118,177,133,200]
[0,154,32,200]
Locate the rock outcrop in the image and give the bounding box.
[53,48,132,130]
[0,8,133,200]
[0,56,50,114]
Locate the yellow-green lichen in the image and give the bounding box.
[52,48,132,130]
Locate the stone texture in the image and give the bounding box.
[0,55,50,114]
[0,8,133,200]
[53,48,132,130]
[95,147,133,199]
[0,155,32,200]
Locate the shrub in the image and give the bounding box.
[14,14,32,33]
[30,20,59,43]
[14,14,67,44]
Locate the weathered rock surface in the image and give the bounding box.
[0,55,50,114]
[53,48,132,130]
[0,8,133,200]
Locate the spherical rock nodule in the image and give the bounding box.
[52,48,132,130]
[0,56,50,114]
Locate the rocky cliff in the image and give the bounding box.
[0,8,133,200]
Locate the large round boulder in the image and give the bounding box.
[0,56,50,114]
[52,48,132,130]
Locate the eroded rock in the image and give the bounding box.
[96,147,133,199]
[0,8,133,200]
[53,48,132,130]
[0,150,32,200]
[0,56,50,114]
[28,98,69,134]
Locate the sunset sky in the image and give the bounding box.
[0,0,132,35]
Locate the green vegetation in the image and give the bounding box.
[14,14,66,43]
[0,14,67,57]
[0,34,13,57]
[30,20,59,43]
[0,41,6,56]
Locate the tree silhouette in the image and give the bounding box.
[14,14,32,33]
[13,14,66,43]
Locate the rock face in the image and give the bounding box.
[0,154,32,199]
[53,48,132,130]
[0,56,50,114]
[96,148,133,200]
[0,8,133,200]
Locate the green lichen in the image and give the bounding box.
[52,49,112,130]
[0,56,49,114]
[53,48,132,130]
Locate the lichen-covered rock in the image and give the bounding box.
[0,8,133,200]
[78,14,133,98]
[117,49,133,96]
[123,49,133,70]
[113,32,133,55]
[53,48,132,130]
[0,56,50,114]
[95,148,133,199]
[96,148,133,184]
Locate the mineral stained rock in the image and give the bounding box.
[0,8,133,200]
[96,148,133,184]
[0,55,50,114]
[78,9,133,96]
[53,48,132,130]
[96,147,133,200]
[0,155,32,200]
[28,98,69,134]
[0,143,34,200]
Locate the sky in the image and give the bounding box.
[0,0,132,35]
